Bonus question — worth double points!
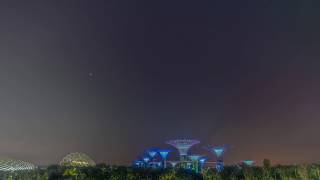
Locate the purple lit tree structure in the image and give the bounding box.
[166,139,200,168]
[158,149,171,168]
[166,139,200,161]
[205,145,228,172]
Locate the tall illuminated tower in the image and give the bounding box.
[166,139,200,161]
[205,145,228,172]
[158,149,171,168]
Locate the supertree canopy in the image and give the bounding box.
[158,149,171,168]
[158,149,171,159]
[243,160,254,166]
[0,157,36,171]
[60,152,95,167]
[146,149,158,159]
[142,157,150,163]
[166,139,200,156]
[205,145,228,158]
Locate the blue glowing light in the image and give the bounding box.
[243,160,254,166]
[205,145,228,158]
[186,162,192,169]
[147,150,158,158]
[143,157,150,163]
[216,161,224,172]
[133,160,143,166]
[199,157,207,164]
[213,148,225,157]
[158,150,171,159]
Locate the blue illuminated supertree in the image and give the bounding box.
[243,160,254,166]
[146,148,158,160]
[205,145,228,172]
[142,157,150,167]
[158,149,171,168]
[166,139,200,161]
[199,157,207,170]
[166,139,200,169]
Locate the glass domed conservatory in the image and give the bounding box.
[60,152,95,167]
[0,157,36,171]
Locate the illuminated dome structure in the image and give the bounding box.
[0,157,36,171]
[60,152,95,167]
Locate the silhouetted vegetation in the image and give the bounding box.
[1,163,320,179]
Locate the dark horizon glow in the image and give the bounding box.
[0,1,320,166]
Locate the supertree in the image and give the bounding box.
[166,139,200,160]
[142,157,150,168]
[166,139,200,168]
[146,148,158,160]
[199,157,208,170]
[158,149,171,168]
[242,160,254,166]
[205,145,229,172]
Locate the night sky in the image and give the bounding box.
[1,1,320,166]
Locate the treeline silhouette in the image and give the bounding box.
[1,162,320,179]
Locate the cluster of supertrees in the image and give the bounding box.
[133,139,254,173]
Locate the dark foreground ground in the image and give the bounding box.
[1,163,320,180]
